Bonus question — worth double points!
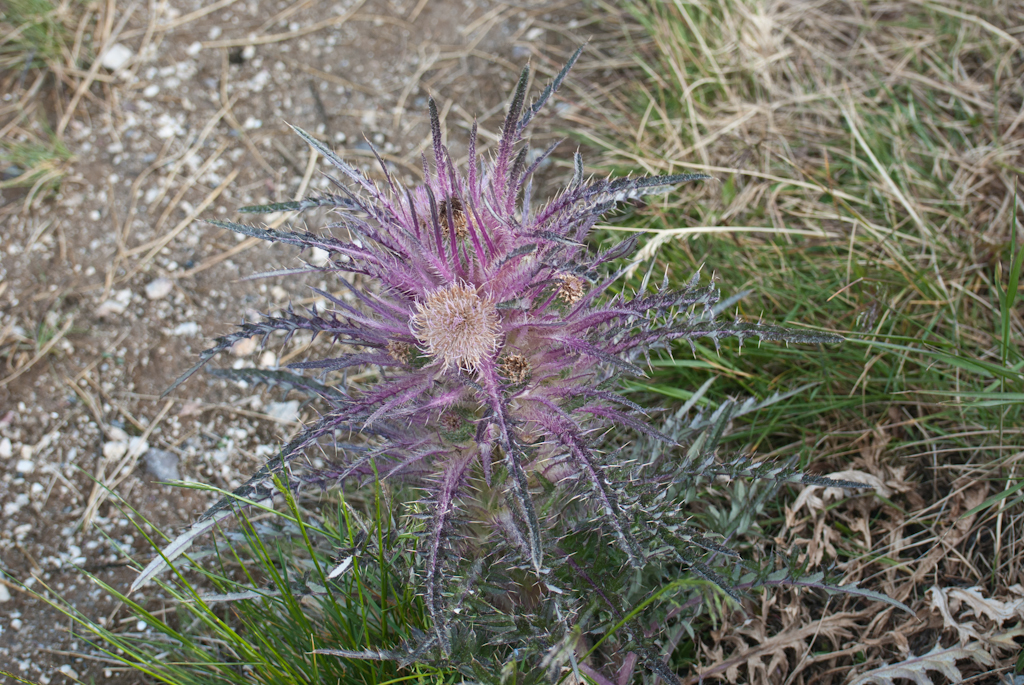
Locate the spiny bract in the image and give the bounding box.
[132,48,843,662]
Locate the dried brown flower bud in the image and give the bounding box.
[439,197,468,240]
[501,353,530,385]
[387,340,413,364]
[556,273,586,305]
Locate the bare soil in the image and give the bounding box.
[0,0,602,680]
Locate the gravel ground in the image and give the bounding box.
[0,0,603,680]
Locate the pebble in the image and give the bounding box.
[101,43,134,71]
[309,247,330,266]
[0,584,9,603]
[96,299,128,317]
[0,437,11,458]
[103,441,128,460]
[265,400,300,423]
[15,458,34,474]
[4,494,28,516]
[145,277,174,300]
[231,336,258,356]
[10,618,23,631]
[68,544,86,565]
[171,322,199,336]
[128,437,150,458]
[143,448,180,482]
[59,665,79,680]
[96,288,133,318]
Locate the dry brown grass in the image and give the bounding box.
[569,0,1024,682]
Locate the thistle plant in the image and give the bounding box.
[130,49,886,680]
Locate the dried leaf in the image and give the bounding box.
[948,586,1024,624]
[790,469,891,516]
[929,585,982,644]
[849,642,994,685]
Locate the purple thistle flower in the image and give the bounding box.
[131,48,841,656]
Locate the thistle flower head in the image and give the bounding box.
[134,47,844,670]
[411,282,500,372]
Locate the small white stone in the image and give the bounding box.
[15,458,34,474]
[242,116,262,130]
[185,41,203,56]
[103,441,128,461]
[59,665,78,680]
[145,277,174,300]
[525,27,545,41]
[142,84,160,98]
[101,43,134,71]
[230,336,258,356]
[0,437,11,458]
[96,299,128,317]
[10,618,23,631]
[156,122,178,139]
[242,45,256,60]
[0,584,10,603]
[128,437,149,458]
[108,426,129,442]
[265,400,300,423]
[171,322,199,336]
[143,448,180,481]
[208,26,222,39]
[270,285,288,301]
[68,544,86,565]
[309,247,330,266]
[258,350,277,368]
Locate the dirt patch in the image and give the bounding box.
[0,0,596,680]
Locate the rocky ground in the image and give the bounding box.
[0,0,606,680]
